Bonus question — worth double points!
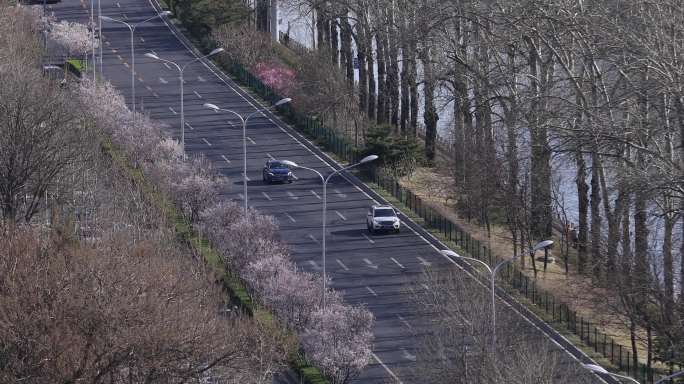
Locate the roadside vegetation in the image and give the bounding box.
[0,3,373,383]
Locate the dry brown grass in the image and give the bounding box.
[399,166,650,363]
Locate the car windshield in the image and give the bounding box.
[269,161,289,169]
[374,208,395,217]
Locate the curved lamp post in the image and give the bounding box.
[100,11,171,128]
[145,48,224,154]
[203,98,291,215]
[281,155,378,308]
[441,239,553,354]
[583,364,684,384]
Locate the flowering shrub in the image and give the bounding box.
[49,20,97,56]
[77,79,374,383]
[253,61,295,95]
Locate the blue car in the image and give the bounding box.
[262,160,294,184]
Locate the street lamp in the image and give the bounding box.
[583,364,684,384]
[100,11,171,128]
[281,155,378,308]
[203,98,292,215]
[145,48,224,154]
[441,239,554,354]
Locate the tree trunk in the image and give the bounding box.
[367,31,376,120]
[340,13,353,86]
[376,29,387,125]
[387,5,400,128]
[576,149,589,274]
[357,23,368,114]
[590,152,602,279]
[315,5,325,50]
[527,37,553,240]
[330,17,338,66]
[421,46,437,163]
[663,210,674,322]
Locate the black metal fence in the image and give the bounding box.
[222,57,683,384]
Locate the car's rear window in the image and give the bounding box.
[270,162,288,169]
[374,208,395,217]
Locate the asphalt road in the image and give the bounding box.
[45,1,611,382]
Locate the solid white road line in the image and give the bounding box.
[391,257,406,270]
[247,136,256,145]
[362,233,375,244]
[334,188,347,198]
[336,259,349,271]
[159,77,168,84]
[193,90,202,99]
[185,122,194,130]
[169,107,177,115]
[202,138,212,146]
[363,258,378,269]
[283,212,296,223]
[287,191,298,200]
[311,190,321,200]
[335,211,347,221]
[307,234,319,245]
[371,353,404,384]
[221,155,231,164]
[366,286,378,296]
[417,257,432,267]
[261,192,272,201]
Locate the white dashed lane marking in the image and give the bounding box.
[185,122,194,130]
[311,190,321,200]
[366,286,378,296]
[287,191,298,200]
[335,211,347,221]
[197,75,206,82]
[169,107,177,115]
[221,155,231,164]
[363,258,378,269]
[247,137,256,145]
[266,153,275,159]
[193,91,202,99]
[261,192,272,201]
[391,257,406,270]
[362,233,375,244]
[334,188,347,198]
[202,138,212,146]
[308,260,320,269]
[283,212,296,223]
[336,259,349,271]
[307,234,319,245]
[159,77,168,84]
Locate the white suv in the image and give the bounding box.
[366,205,400,233]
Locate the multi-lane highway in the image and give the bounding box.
[46,0,609,382]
